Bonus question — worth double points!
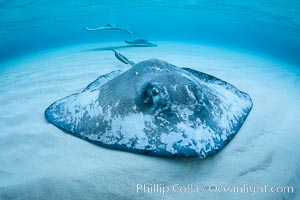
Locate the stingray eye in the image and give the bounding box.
[152,88,159,96]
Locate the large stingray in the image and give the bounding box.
[45,59,252,158]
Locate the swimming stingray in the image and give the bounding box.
[45,55,252,158]
[84,24,133,34]
[125,39,157,47]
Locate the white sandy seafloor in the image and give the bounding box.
[0,42,299,200]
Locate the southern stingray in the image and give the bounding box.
[124,39,157,47]
[84,24,133,34]
[45,53,252,158]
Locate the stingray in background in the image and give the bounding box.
[125,39,157,47]
[45,53,252,158]
[84,24,133,34]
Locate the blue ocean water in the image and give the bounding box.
[0,0,299,65]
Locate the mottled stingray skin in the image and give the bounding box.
[45,59,252,158]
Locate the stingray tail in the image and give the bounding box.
[124,40,131,44]
[120,29,133,34]
[128,61,135,66]
[84,27,92,31]
[110,49,135,66]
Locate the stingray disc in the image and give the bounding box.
[45,59,252,158]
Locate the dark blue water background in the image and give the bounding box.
[0,0,299,65]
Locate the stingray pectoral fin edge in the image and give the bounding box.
[45,59,253,158]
